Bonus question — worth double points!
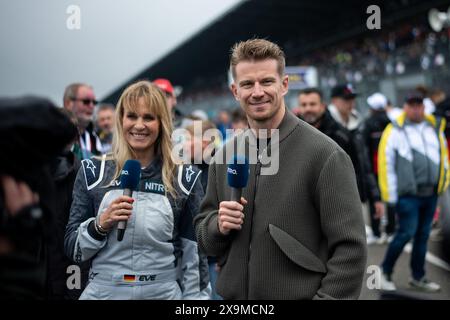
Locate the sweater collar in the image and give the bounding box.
[246,108,300,147]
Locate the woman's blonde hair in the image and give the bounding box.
[110,80,178,197]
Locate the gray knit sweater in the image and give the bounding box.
[194,110,367,300]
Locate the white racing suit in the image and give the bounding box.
[64,155,211,299]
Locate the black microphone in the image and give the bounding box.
[227,155,249,202]
[117,160,141,241]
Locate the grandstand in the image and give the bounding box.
[103,0,450,117]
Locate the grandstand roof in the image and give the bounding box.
[103,0,450,104]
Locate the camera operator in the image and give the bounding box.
[0,96,77,299]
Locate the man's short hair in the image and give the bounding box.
[185,120,217,136]
[95,103,115,122]
[231,107,247,123]
[97,103,115,113]
[63,83,90,107]
[299,88,323,102]
[230,39,285,79]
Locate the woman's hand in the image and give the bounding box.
[98,196,134,231]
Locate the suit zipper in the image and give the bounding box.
[246,152,262,299]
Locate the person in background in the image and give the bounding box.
[215,109,232,141]
[95,103,115,154]
[434,93,450,259]
[230,107,248,131]
[63,83,102,160]
[416,85,446,115]
[361,93,396,244]
[297,87,352,156]
[152,78,183,128]
[328,84,360,131]
[0,97,77,299]
[327,85,385,242]
[47,109,90,300]
[179,109,209,129]
[434,97,450,146]
[184,120,221,299]
[429,89,446,111]
[378,90,449,292]
[184,120,217,191]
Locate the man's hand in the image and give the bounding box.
[218,197,247,235]
[1,175,39,216]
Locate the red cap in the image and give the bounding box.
[153,78,174,95]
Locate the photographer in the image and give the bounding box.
[0,97,77,299]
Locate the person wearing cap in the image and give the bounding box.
[328,84,360,130]
[329,84,384,229]
[152,78,184,128]
[152,79,177,112]
[361,93,396,244]
[378,90,449,292]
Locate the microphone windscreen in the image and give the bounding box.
[120,160,141,190]
[227,155,249,189]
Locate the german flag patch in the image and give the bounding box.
[123,275,136,282]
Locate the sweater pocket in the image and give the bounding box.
[268,224,326,274]
[216,250,229,268]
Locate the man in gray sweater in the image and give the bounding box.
[194,39,367,300]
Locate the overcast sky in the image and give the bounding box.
[0,0,242,105]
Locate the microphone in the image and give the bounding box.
[117,159,141,241]
[227,155,249,202]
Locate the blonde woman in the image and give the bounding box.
[64,81,210,299]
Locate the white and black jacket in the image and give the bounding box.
[64,155,210,299]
